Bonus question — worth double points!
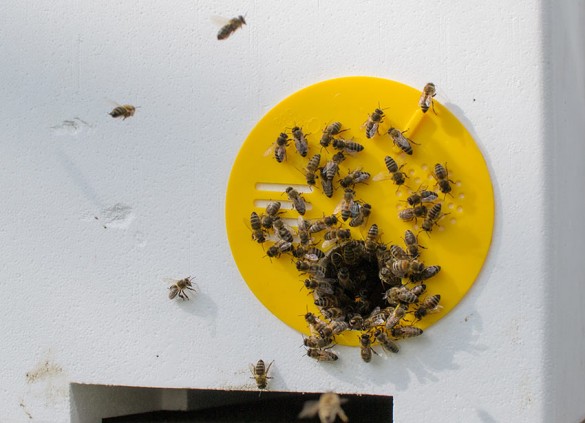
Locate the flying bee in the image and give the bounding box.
[306,348,339,361]
[302,154,321,186]
[331,138,364,154]
[250,211,267,243]
[373,329,400,354]
[322,228,351,250]
[266,240,293,258]
[320,121,347,149]
[290,126,309,157]
[109,104,137,120]
[414,294,443,320]
[421,203,444,233]
[359,333,377,363]
[285,187,307,216]
[349,203,372,227]
[167,276,197,300]
[385,304,407,330]
[419,82,437,114]
[264,132,290,163]
[339,168,371,189]
[249,359,273,390]
[388,127,417,155]
[374,156,407,187]
[333,188,356,221]
[363,107,385,138]
[391,326,424,339]
[298,392,349,423]
[217,15,246,40]
[433,163,455,196]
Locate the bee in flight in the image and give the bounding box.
[166,276,197,300]
[419,82,437,114]
[249,359,273,390]
[298,392,349,423]
[216,15,246,40]
[109,104,137,120]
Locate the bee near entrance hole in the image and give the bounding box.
[314,240,399,325]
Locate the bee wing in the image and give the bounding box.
[372,171,391,182]
[211,15,231,26]
[163,277,180,285]
[332,198,347,215]
[321,238,337,251]
[105,98,122,107]
[297,400,320,419]
[263,143,276,157]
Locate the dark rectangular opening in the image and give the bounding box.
[101,389,393,423]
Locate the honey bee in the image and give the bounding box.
[410,265,441,282]
[320,121,345,148]
[273,218,294,243]
[249,359,273,389]
[363,306,391,328]
[320,176,334,198]
[341,240,364,265]
[419,82,437,114]
[407,189,438,206]
[109,104,137,120]
[217,15,246,40]
[374,156,407,187]
[414,294,443,320]
[391,326,424,338]
[309,214,338,233]
[364,223,380,255]
[260,201,281,229]
[304,278,335,296]
[306,348,339,361]
[384,286,418,304]
[304,335,333,349]
[322,228,351,250]
[266,240,293,258]
[390,244,409,261]
[433,163,455,196]
[339,168,370,189]
[333,188,356,221]
[373,329,400,353]
[399,205,427,222]
[297,262,326,279]
[264,133,290,163]
[332,139,364,154]
[324,320,349,336]
[298,392,349,423]
[303,154,321,186]
[404,229,423,258]
[285,187,307,215]
[304,311,328,337]
[363,107,385,138]
[321,307,345,320]
[388,127,417,155]
[385,304,407,330]
[167,276,197,300]
[421,203,444,233]
[250,211,266,243]
[322,152,346,181]
[359,333,377,363]
[290,126,309,157]
[314,295,340,308]
[349,203,372,227]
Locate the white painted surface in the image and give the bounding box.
[0,0,583,422]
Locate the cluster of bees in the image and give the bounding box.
[247,83,454,364]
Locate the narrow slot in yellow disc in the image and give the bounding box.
[225,76,494,346]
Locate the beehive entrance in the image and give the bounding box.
[225,76,495,346]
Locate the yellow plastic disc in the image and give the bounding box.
[225,76,494,346]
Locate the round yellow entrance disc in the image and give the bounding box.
[225,76,494,346]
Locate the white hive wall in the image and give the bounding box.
[0,1,583,422]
